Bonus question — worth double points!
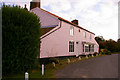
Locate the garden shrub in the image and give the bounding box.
[39,57,60,65]
[2,6,41,75]
[102,49,111,55]
[93,52,98,56]
[100,49,111,55]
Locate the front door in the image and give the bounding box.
[76,41,79,56]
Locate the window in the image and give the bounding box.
[83,32,86,38]
[70,26,74,36]
[69,41,74,52]
[83,44,89,52]
[85,44,89,52]
[90,34,92,40]
[83,44,84,52]
[90,45,94,52]
[83,44,94,52]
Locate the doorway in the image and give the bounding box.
[76,41,79,56]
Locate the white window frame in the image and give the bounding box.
[85,44,89,52]
[83,32,86,39]
[90,34,92,40]
[69,41,74,53]
[83,44,89,52]
[70,26,74,36]
[90,45,94,52]
[83,44,94,53]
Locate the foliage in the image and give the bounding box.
[105,40,118,52]
[95,36,105,43]
[2,5,41,75]
[93,52,98,56]
[100,49,111,55]
[95,36,120,53]
[39,57,60,65]
[117,39,120,52]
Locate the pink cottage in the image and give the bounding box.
[29,0,99,58]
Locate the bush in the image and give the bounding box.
[39,57,60,65]
[93,52,98,56]
[2,6,41,75]
[101,49,111,55]
[50,58,59,64]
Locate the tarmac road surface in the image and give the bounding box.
[56,54,118,78]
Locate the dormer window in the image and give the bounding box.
[70,26,74,36]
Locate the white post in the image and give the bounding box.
[42,64,44,76]
[25,72,29,80]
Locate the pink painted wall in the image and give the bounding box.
[40,20,99,58]
[30,7,99,58]
[30,7,59,27]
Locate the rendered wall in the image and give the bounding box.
[30,7,59,27]
[40,21,99,58]
[30,7,99,58]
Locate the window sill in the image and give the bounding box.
[83,52,92,53]
[69,52,75,53]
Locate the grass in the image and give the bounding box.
[2,53,106,79]
[30,68,55,78]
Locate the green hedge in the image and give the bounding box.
[2,6,41,75]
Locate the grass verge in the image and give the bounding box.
[2,54,106,79]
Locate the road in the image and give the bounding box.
[56,54,118,78]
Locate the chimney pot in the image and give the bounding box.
[24,4,28,10]
[71,19,78,25]
[30,0,40,10]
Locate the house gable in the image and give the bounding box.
[30,7,59,27]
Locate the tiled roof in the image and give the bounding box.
[40,8,95,35]
[41,27,55,36]
[41,25,58,28]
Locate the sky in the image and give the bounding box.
[1,0,120,41]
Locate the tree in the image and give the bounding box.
[95,36,105,51]
[117,38,120,52]
[95,36,119,52]
[2,5,41,75]
[117,38,120,42]
[105,39,118,52]
[95,36,105,43]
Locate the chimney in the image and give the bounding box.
[30,0,40,10]
[24,4,28,10]
[71,19,78,25]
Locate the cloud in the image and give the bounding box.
[42,0,71,13]
[1,0,31,9]
[1,0,119,40]
[42,0,119,41]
